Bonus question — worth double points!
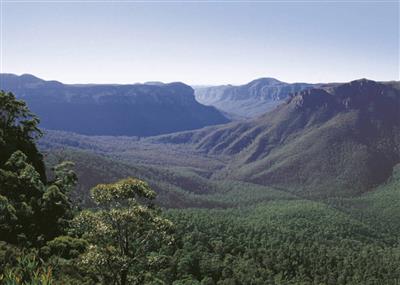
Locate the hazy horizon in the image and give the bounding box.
[2,71,399,87]
[1,1,399,85]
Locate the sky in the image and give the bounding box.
[0,0,399,85]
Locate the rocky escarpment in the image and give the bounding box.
[0,73,230,136]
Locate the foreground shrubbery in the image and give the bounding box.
[1,253,53,285]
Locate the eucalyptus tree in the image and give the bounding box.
[73,178,174,285]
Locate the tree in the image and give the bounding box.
[0,151,76,246]
[0,91,77,246]
[0,91,45,181]
[73,178,174,285]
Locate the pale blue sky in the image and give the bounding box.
[1,1,399,84]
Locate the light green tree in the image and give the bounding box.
[73,178,174,285]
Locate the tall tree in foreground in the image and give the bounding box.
[0,90,79,284]
[0,90,46,181]
[0,91,77,246]
[73,178,174,285]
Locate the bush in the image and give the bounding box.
[44,236,88,259]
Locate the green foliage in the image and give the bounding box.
[329,163,400,239]
[39,133,400,284]
[0,91,45,181]
[51,161,78,194]
[0,241,20,273]
[40,144,400,284]
[44,236,88,259]
[0,254,54,285]
[73,178,174,285]
[91,177,156,205]
[0,151,76,246]
[0,91,78,248]
[163,200,400,284]
[0,91,41,142]
[43,148,297,209]
[0,151,46,245]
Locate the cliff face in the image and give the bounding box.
[0,74,230,136]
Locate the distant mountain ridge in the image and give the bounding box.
[37,78,400,198]
[194,78,317,118]
[0,73,229,136]
[155,79,400,197]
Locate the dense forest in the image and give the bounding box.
[1,90,400,284]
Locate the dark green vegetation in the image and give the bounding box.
[0,92,76,246]
[0,91,78,282]
[43,148,295,209]
[165,182,400,284]
[0,73,229,136]
[1,77,400,284]
[0,91,175,284]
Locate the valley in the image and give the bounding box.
[1,1,398,283]
[40,78,400,201]
[1,75,400,284]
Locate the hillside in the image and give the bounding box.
[27,136,400,284]
[43,148,296,209]
[0,73,229,136]
[330,163,400,237]
[165,178,400,285]
[194,77,316,118]
[156,79,400,197]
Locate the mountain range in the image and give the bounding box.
[3,73,399,199]
[155,79,400,197]
[194,78,318,118]
[0,73,229,136]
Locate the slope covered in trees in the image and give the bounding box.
[165,202,400,284]
[43,148,296,209]
[155,79,400,197]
